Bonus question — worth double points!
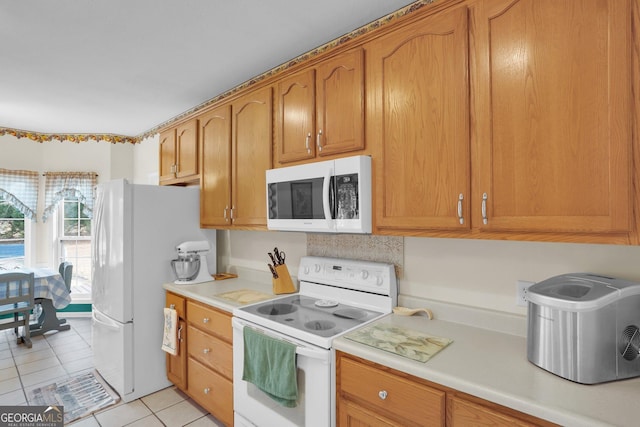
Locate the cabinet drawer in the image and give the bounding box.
[187,325,233,380]
[340,357,445,426]
[166,293,185,319]
[188,358,233,427]
[448,395,540,427]
[187,301,232,342]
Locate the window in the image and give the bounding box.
[0,194,25,269]
[58,197,92,299]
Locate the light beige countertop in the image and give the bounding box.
[334,313,638,427]
[164,271,634,426]
[163,270,282,313]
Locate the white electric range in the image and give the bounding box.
[232,256,398,427]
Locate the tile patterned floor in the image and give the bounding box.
[0,317,224,426]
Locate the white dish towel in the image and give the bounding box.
[161,307,178,356]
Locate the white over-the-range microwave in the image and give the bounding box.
[266,155,371,233]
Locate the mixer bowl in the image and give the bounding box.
[171,256,200,281]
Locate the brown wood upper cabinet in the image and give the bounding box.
[159,118,199,185]
[200,86,272,229]
[471,0,631,235]
[369,7,471,231]
[275,48,365,164]
[371,0,633,241]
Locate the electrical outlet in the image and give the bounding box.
[516,280,535,307]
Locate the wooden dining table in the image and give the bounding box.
[17,267,72,335]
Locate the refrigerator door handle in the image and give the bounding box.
[92,310,121,331]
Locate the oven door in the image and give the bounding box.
[232,317,333,427]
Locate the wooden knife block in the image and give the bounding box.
[272,264,296,294]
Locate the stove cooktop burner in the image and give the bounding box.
[238,294,383,339]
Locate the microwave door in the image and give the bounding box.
[266,159,337,232]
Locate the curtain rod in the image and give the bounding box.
[41,172,98,176]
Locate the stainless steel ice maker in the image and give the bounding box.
[527,273,640,384]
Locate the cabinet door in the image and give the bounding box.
[471,0,631,233]
[166,319,187,390]
[339,399,400,427]
[159,129,176,183]
[231,86,273,227]
[276,69,316,163]
[176,119,199,179]
[200,106,232,227]
[315,48,365,157]
[368,7,470,231]
[448,395,536,427]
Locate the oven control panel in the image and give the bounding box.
[298,256,396,296]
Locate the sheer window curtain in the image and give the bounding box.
[0,168,39,220]
[42,172,97,222]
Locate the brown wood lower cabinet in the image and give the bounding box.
[336,351,556,427]
[165,292,233,426]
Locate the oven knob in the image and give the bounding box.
[303,265,310,275]
[361,270,369,280]
[376,275,383,286]
[314,263,322,273]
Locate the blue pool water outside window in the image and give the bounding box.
[0,193,25,269]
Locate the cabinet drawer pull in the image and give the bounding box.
[481,193,488,224]
[203,318,210,324]
[378,390,388,400]
[204,387,210,394]
[457,193,464,225]
[203,348,210,354]
[305,133,311,154]
[230,205,235,220]
[317,129,323,152]
[177,325,183,341]
[223,206,229,222]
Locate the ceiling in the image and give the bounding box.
[1,0,418,140]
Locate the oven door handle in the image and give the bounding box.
[233,317,331,363]
[296,346,331,363]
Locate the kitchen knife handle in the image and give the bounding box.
[268,252,278,265]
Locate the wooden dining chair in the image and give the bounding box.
[0,272,35,348]
[58,262,73,292]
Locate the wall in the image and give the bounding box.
[6,133,640,320]
[0,133,155,267]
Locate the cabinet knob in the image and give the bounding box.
[203,348,210,354]
[203,318,210,324]
[378,390,388,400]
[204,387,210,394]
[169,304,175,309]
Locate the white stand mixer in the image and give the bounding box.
[172,240,213,285]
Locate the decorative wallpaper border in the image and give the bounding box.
[0,128,137,144]
[2,0,436,145]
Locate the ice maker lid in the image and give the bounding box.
[527,273,640,311]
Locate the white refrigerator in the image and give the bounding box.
[91,179,216,402]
